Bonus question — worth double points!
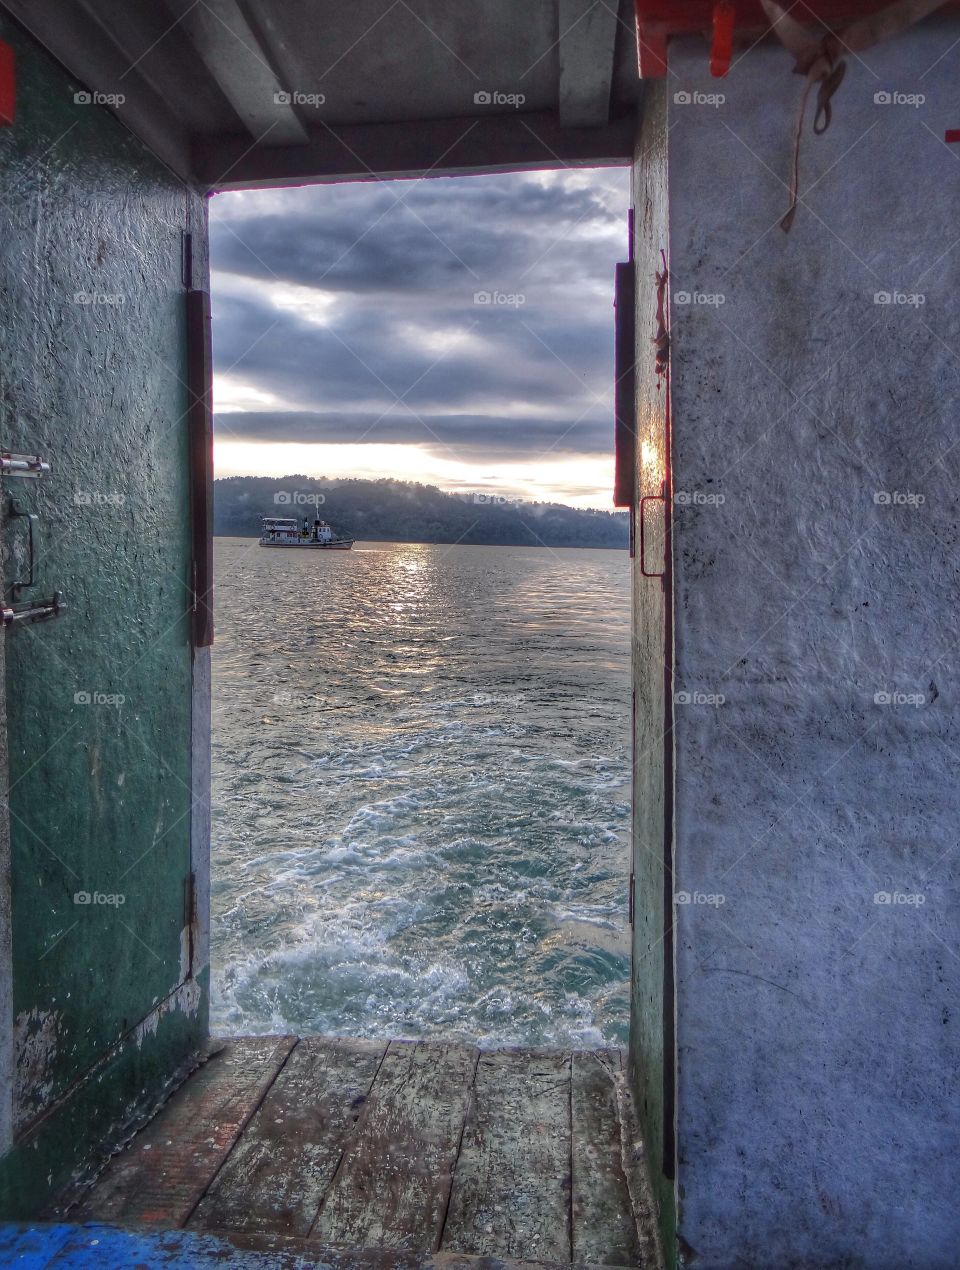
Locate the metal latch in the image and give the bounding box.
[1,591,65,626]
[6,498,65,625]
[0,451,50,478]
[2,458,63,626]
[9,501,38,597]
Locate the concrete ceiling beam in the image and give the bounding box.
[0,0,194,181]
[162,0,308,146]
[72,0,244,133]
[557,0,620,127]
[197,109,637,191]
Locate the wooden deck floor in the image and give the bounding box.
[63,1037,659,1268]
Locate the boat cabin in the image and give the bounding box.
[260,517,302,543]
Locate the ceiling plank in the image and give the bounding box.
[558,0,620,127]
[163,0,308,146]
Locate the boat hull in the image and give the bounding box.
[259,539,354,549]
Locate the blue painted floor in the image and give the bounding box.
[1,1223,294,1267]
[0,1222,541,1269]
[0,1223,345,1268]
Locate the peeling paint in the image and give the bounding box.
[133,980,202,1051]
[13,1009,61,1130]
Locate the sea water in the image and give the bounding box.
[211,537,631,1046]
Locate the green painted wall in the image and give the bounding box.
[0,14,208,1215]
[629,83,676,1268]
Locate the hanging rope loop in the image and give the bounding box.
[813,57,846,134]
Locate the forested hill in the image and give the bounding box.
[214,476,628,549]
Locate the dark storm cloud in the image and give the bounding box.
[212,287,612,418]
[212,177,621,294]
[210,169,629,461]
[214,410,610,461]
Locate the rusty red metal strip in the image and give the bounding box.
[710,1,736,76]
[0,42,14,126]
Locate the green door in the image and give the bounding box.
[0,15,204,1211]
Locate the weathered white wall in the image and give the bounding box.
[665,20,960,1267]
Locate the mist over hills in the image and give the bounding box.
[214,476,628,549]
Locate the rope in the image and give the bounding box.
[761,0,950,231]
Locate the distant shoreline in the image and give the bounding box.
[214,476,628,551]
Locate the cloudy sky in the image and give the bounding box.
[210,166,630,509]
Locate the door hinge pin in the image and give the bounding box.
[0,452,49,478]
[1,591,65,626]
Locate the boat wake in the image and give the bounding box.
[211,538,631,1047]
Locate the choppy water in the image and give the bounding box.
[210,537,632,1047]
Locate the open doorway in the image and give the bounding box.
[207,168,633,1049]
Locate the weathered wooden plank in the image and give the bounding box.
[311,1040,479,1251]
[571,1050,643,1267]
[71,1035,296,1225]
[441,1050,573,1264]
[191,1036,387,1236]
[214,1223,618,1267]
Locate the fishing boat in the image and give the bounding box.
[259,514,354,549]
